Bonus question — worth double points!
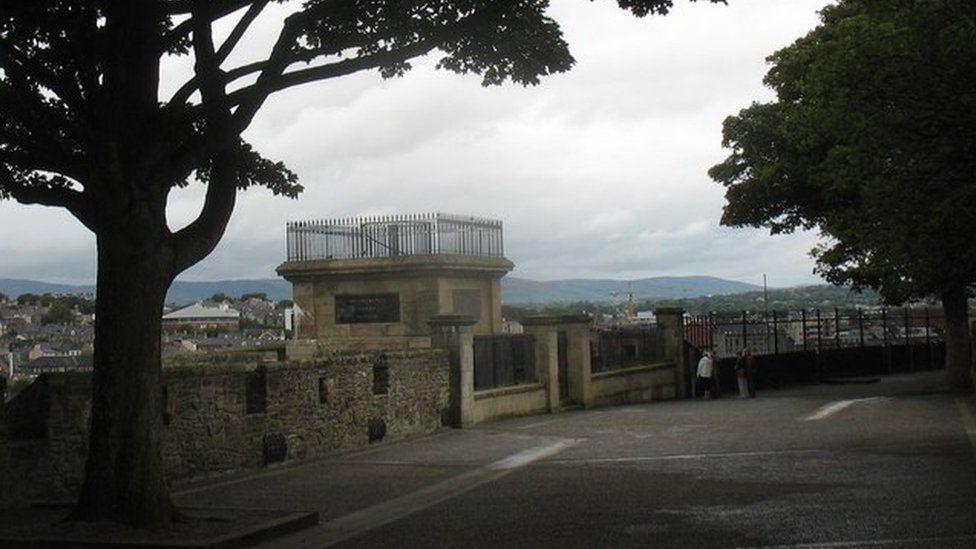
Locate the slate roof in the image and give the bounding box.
[162,302,240,321]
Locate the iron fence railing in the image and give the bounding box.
[684,307,954,364]
[590,325,670,373]
[473,334,536,391]
[286,213,504,262]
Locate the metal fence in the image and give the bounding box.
[684,308,949,359]
[590,325,670,373]
[286,213,504,262]
[473,334,536,391]
[684,308,952,391]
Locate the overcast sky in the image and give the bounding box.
[0,0,832,287]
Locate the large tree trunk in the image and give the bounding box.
[68,234,177,528]
[942,285,974,393]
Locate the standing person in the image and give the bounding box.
[735,349,750,398]
[697,349,714,400]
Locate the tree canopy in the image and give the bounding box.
[709,0,976,390]
[1,0,724,256]
[710,0,976,302]
[41,300,75,325]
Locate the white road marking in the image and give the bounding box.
[516,418,561,430]
[803,397,888,421]
[263,439,577,548]
[544,441,962,465]
[489,439,578,470]
[548,447,825,464]
[957,398,976,457]
[745,532,976,548]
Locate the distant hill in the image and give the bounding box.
[2,275,758,306]
[501,276,761,304]
[0,278,291,305]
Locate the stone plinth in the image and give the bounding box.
[277,254,513,343]
[654,307,689,398]
[428,314,477,427]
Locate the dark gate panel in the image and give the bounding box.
[474,335,536,390]
[558,330,569,402]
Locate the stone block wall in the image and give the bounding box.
[590,363,678,408]
[0,348,449,509]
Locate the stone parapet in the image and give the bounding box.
[0,348,450,509]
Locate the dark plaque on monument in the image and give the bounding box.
[335,293,400,324]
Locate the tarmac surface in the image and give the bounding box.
[176,372,976,548]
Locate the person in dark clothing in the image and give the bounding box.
[734,349,750,398]
[744,347,757,398]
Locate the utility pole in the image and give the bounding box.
[763,274,770,354]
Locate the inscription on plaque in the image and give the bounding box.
[335,293,400,324]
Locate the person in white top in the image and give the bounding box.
[697,350,715,400]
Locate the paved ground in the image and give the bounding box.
[177,372,976,548]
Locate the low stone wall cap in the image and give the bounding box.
[558,314,594,324]
[520,315,564,326]
[427,314,478,327]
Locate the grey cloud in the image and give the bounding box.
[1,0,830,289]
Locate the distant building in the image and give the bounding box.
[634,311,655,325]
[162,302,240,331]
[22,354,93,375]
[27,342,81,362]
[502,319,523,334]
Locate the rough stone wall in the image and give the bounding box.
[0,348,449,509]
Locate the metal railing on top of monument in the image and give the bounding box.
[286,213,504,262]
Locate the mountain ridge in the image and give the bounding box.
[0,275,761,305]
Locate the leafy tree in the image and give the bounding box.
[277,299,294,309]
[0,0,725,527]
[240,292,268,301]
[41,300,75,325]
[709,0,976,392]
[16,293,38,306]
[0,291,8,302]
[209,292,232,303]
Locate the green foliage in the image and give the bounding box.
[0,292,8,302]
[9,377,31,399]
[56,294,96,315]
[277,299,294,308]
[209,292,231,303]
[710,0,976,303]
[41,300,74,325]
[241,292,268,301]
[16,293,39,306]
[502,284,879,318]
[240,317,277,330]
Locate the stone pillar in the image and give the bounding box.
[655,307,689,398]
[559,315,594,409]
[521,316,561,413]
[429,314,477,427]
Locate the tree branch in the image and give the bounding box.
[169,2,240,275]
[216,1,268,64]
[161,1,258,54]
[0,37,84,108]
[0,165,95,231]
[229,39,439,119]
